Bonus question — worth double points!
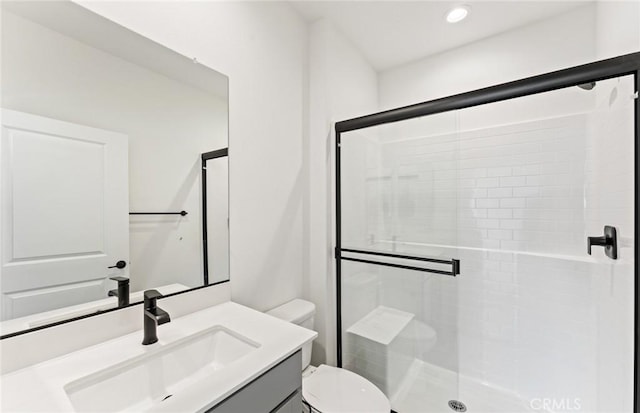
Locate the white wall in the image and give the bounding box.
[306,20,378,365]
[596,0,640,60]
[379,2,639,110]
[77,1,309,311]
[1,11,227,293]
[378,4,598,110]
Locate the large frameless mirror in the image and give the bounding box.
[0,1,229,337]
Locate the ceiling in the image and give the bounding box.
[289,1,592,71]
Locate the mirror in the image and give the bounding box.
[0,1,229,336]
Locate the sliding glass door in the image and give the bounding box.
[336,54,639,413]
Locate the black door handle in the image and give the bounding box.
[108,260,127,269]
[587,226,617,259]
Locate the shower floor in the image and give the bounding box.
[391,360,538,413]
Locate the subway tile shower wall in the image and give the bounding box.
[373,115,589,256]
[339,77,634,411]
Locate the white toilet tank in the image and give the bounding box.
[266,299,315,369]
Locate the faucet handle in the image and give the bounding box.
[144,289,162,299]
[143,289,163,307]
[110,276,129,284]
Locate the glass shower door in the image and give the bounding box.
[452,74,635,413]
[339,111,465,411]
[337,71,636,413]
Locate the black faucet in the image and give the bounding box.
[142,290,171,345]
[108,276,130,307]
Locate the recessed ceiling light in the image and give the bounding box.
[446,5,470,24]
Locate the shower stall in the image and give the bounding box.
[335,53,640,413]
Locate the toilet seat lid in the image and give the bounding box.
[302,365,390,413]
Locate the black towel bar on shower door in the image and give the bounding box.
[336,248,460,276]
[129,211,188,216]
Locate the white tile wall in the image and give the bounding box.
[339,76,635,411]
[366,115,589,256]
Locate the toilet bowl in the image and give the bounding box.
[267,299,391,413]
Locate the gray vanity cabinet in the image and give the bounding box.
[206,351,302,413]
[271,391,302,413]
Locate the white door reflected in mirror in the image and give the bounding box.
[0,110,129,321]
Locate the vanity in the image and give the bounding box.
[1,300,316,412]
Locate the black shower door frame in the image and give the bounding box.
[334,52,640,411]
[201,147,229,286]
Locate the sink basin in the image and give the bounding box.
[64,326,260,412]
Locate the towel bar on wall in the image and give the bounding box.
[129,211,188,216]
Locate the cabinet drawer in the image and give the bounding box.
[206,351,301,413]
[272,390,301,413]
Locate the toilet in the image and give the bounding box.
[267,299,391,413]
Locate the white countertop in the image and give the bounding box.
[1,301,317,412]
